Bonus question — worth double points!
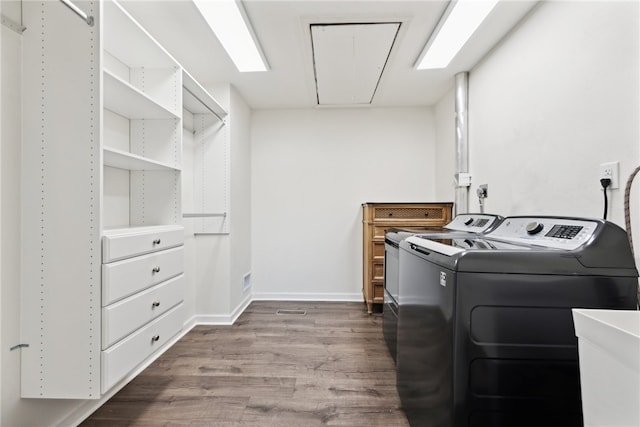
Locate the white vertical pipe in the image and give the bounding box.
[454,72,469,214]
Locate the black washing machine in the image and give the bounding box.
[396,216,639,427]
[384,214,503,363]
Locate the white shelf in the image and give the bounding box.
[103,0,178,69]
[103,147,180,171]
[182,69,227,118]
[102,224,184,237]
[104,70,179,120]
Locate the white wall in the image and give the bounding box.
[251,107,437,300]
[435,1,639,252]
[434,87,456,202]
[228,86,252,311]
[476,1,639,222]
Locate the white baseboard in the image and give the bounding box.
[251,292,362,302]
[193,294,252,325]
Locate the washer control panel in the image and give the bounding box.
[488,217,599,250]
[444,214,502,233]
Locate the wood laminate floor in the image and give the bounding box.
[81,301,410,426]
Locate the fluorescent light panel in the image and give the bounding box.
[193,0,268,72]
[417,0,499,70]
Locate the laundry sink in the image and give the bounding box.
[572,308,640,427]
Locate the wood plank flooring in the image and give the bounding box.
[81,301,410,426]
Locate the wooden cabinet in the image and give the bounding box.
[361,202,453,313]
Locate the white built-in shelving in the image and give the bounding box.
[182,69,227,120]
[20,0,196,399]
[103,146,181,171]
[103,70,180,121]
[181,69,230,234]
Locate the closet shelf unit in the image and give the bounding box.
[19,0,216,399]
[103,147,180,172]
[103,70,181,121]
[183,68,227,122]
[182,68,230,232]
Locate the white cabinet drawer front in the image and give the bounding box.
[101,302,184,394]
[102,225,184,263]
[102,246,183,305]
[102,274,184,349]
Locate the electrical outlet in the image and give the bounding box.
[477,184,488,199]
[599,161,619,189]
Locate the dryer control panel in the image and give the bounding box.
[488,217,599,250]
[444,214,502,233]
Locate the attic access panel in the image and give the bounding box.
[311,22,400,106]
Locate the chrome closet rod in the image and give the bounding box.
[60,0,94,26]
[183,212,227,218]
[194,233,229,236]
[184,86,226,123]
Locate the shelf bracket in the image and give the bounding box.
[10,343,29,351]
[59,0,94,27]
[183,87,226,124]
[183,212,227,218]
[1,14,26,34]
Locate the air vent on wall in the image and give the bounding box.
[310,22,400,106]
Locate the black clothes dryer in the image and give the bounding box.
[396,216,638,427]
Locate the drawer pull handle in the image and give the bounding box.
[151,335,160,343]
[152,266,161,274]
[153,239,161,245]
[152,301,161,308]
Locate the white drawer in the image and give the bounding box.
[101,302,184,394]
[102,225,184,263]
[102,246,183,305]
[102,274,184,349]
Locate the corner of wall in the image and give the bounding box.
[434,87,456,203]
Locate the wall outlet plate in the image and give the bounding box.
[477,184,488,198]
[599,161,619,189]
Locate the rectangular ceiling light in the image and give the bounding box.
[416,0,499,70]
[312,23,400,105]
[193,0,268,72]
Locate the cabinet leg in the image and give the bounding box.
[366,302,373,314]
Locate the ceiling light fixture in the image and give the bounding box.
[416,0,499,70]
[193,0,269,72]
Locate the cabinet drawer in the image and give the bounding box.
[372,206,447,223]
[372,241,385,259]
[373,225,391,239]
[372,262,384,281]
[102,246,183,305]
[102,225,184,263]
[101,302,184,394]
[373,281,384,301]
[102,274,184,349]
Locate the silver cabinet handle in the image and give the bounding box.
[152,239,161,245]
[152,266,160,273]
[152,301,160,308]
[151,335,160,343]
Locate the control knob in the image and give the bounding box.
[464,217,474,226]
[526,221,544,235]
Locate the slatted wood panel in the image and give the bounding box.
[81,301,409,426]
